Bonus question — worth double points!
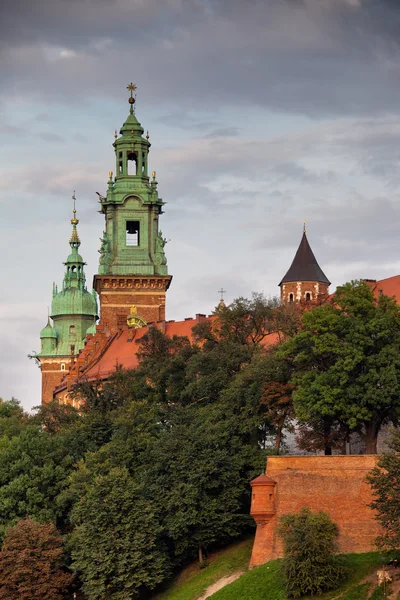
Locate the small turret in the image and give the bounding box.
[40,318,58,354]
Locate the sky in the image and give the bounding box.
[1,0,400,410]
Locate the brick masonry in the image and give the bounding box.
[250,455,382,567]
[40,359,73,403]
[94,274,171,333]
[281,281,330,303]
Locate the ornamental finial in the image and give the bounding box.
[71,191,79,225]
[127,82,137,113]
[303,220,306,234]
[70,192,80,245]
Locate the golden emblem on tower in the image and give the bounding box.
[127,305,147,329]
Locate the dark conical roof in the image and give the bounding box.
[279,231,330,286]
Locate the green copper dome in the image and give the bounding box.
[51,287,98,318]
[50,203,98,319]
[40,320,58,339]
[36,198,99,360]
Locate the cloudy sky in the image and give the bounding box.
[1,0,400,409]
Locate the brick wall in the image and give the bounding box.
[281,281,330,303]
[250,455,382,567]
[41,360,72,403]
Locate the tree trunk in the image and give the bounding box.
[198,546,204,566]
[364,423,379,454]
[275,425,282,455]
[323,419,332,455]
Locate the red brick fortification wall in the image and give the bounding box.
[250,455,382,567]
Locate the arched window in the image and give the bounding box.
[127,151,137,175]
[289,293,294,302]
[69,325,76,335]
[61,363,65,371]
[305,292,311,301]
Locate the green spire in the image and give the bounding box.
[62,194,86,292]
[96,84,168,277]
[51,195,98,316]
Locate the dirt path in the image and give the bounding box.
[197,571,244,600]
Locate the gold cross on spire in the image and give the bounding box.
[127,83,137,113]
[127,82,137,98]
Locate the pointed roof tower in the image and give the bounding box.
[279,225,330,303]
[32,196,99,403]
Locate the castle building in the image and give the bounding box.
[33,203,98,403]
[279,225,331,303]
[35,85,400,405]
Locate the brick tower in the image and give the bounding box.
[279,225,330,303]
[32,200,98,403]
[93,83,172,332]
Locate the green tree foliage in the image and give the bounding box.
[0,518,72,600]
[145,402,262,565]
[69,467,171,599]
[279,281,400,453]
[0,294,300,596]
[368,430,400,552]
[0,398,29,438]
[278,507,345,598]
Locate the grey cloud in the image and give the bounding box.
[1,0,400,116]
[38,132,64,142]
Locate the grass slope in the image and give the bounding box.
[153,537,253,600]
[210,552,383,600]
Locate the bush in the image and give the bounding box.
[277,507,346,597]
[0,518,72,600]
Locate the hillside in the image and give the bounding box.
[154,544,395,600]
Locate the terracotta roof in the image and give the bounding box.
[251,474,276,485]
[279,232,330,286]
[81,318,280,383]
[368,275,400,302]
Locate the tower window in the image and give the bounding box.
[69,325,76,335]
[289,293,294,302]
[305,292,311,301]
[61,363,65,371]
[126,221,140,246]
[127,151,137,176]
[70,344,75,355]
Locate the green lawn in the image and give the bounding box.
[210,552,383,600]
[153,537,253,600]
[153,543,386,600]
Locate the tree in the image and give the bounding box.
[0,518,72,600]
[0,398,29,438]
[31,399,80,435]
[278,507,345,598]
[144,401,261,566]
[0,427,84,538]
[69,467,171,599]
[368,430,400,552]
[279,281,400,453]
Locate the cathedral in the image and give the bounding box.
[33,86,400,404]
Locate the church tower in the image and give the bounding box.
[33,201,98,403]
[93,84,172,332]
[279,226,330,303]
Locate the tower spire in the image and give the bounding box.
[70,192,80,249]
[93,85,172,332]
[127,82,137,115]
[279,226,330,303]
